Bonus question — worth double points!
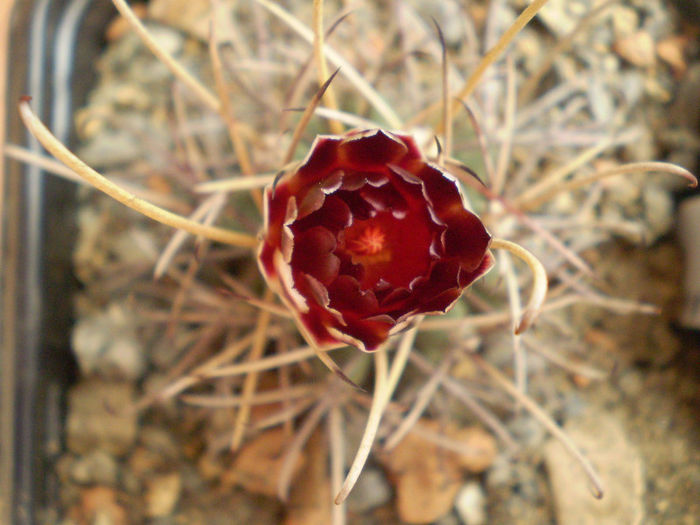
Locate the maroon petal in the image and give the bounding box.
[377,286,411,314]
[459,250,495,287]
[333,315,394,351]
[408,260,462,313]
[299,272,331,309]
[416,288,463,314]
[392,133,423,161]
[413,163,466,218]
[442,212,492,271]
[293,195,352,234]
[338,130,408,169]
[295,136,342,185]
[291,226,340,285]
[298,306,342,348]
[297,185,326,219]
[336,190,375,220]
[328,275,379,316]
[358,183,408,217]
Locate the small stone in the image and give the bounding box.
[143,24,184,57]
[544,409,645,525]
[78,128,145,168]
[71,302,146,380]
[611,5,639,39]
[485,455,514,488]
[411,0,466,46]
[455,482,487,525]
[618,71,645,105]
[346,468,393,513]
[66,380,137,456]
[614,31,657,68]
[588,75,615,124]
[145,472,182,518]
[642,184,673,243]
[70,451,119,486]
[507,415,546,449]
[74,486,128,525]
[538,0,587,37]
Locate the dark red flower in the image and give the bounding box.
[258,129,494,351]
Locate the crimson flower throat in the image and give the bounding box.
[259,129,494,351]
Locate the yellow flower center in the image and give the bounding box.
[349,225,386,256]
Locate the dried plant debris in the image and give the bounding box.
[379,420,496,523]
[18,0,698,523]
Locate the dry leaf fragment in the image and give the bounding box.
[614,31,657,68]
[657,36,688,77]
[380,420,496,524]
[70,486,129,525]
[223,427,306,497]
[285,430,332,525]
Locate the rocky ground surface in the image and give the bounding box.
[44,1,699,524]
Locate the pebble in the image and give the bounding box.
[614,31,657,68]
[537,0,589,38]
[544,409,645,525]
[642,184,673,243]
[66,380,138,456]
[617,71,645,106]
[507,415,546,449]
[145,472,182,518]
[409,0,466,46]
[78,128,146,168]
[611,5,640,39]
[70,451,120,486]
[588,75,614,124]
[346,467,393,513]
[71,302,146,381]
[74,486,128,525]
[455,482,487,525]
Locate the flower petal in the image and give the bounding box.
[293,194,352,234]
[458,250,495,287]
[291,226,340,286]
[295,136,342,185]
[338,129,408,169]
[297,186,326,219]
[328,275,379,316]
[330,315,393,352]
[415,163,466,218]
[359,183,408,217]
[407,260,462,314]
[442,213,492,271]
[336,190,375,220]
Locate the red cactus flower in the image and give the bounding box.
[258,129,494,351]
